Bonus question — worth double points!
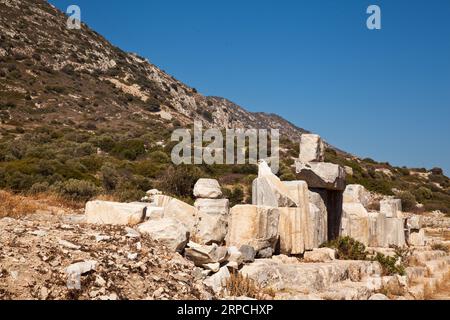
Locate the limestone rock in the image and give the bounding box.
[227,246,244,267]
[407,215,423,231]
[194,198,229,244]
[304,248,336,263]
[239,245,256,263]
[226,205,280,253]
[204,266,230,294]
[384,218,406,247]
[184,242,228,266]
[85,201,146,226]
[299,134,325,163]
[193,179,222,199]
[368,211,387,248]
[408,229,426,246]
[295,161,345,191]
[137,218,189,253]
[369,293,389,300]
[163,198,198,231]
[380,199,402,218]
[252,177,297,208]
[343,184,370,208]
[341,203,370,246]
[308,191,328,246]
[278,207,305,255]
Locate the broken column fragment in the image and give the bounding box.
[295,162,346,191]
[341,203,370,246]
[194,198,229,245]
[380,199,402,218]
[85,201,147,226]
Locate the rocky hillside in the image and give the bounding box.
[0,0,449,214]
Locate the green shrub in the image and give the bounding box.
[320,236,367,260]
[372,253,405,276]
[431,243,449,253]
[413,187,433,203]
[398,191,416,212]
[224,186,244,207]
[50,179,100,201]
[159,165,202,198]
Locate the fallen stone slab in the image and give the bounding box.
[162,198,198,231]
[137,218,189,253]
[295,161,346,191]
[85,201,147,226]
[226,205,280,253]
[184,242,228,266]
[193,179,222,199]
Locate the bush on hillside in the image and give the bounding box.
[320,236,367,260]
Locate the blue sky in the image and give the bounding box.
[50,0,450,174]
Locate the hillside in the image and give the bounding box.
[0,0,449,214]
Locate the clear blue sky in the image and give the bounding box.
[49,0,450,174]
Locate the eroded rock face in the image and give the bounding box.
[193,179,222,199]
[252,177,297,208]
[226,205,280,254]
[299,134,325,163]
[295,161,346,191]
[137,218,189,253]
[85,201,146,226]
[278,207,306,255]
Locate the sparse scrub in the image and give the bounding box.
[320,236,367,260]
[224,271,274,300]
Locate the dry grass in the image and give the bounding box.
[0,190,86,218]
[0,190,44,218]
[224,271,275,300]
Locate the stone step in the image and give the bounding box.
[413,250,448,264]
[317,278,381,300]
[424,257,450,275]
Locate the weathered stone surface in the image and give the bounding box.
[341,203,370,246]
[184,242,228,266]
[369,293,389,300]
[343,184,370,208]
[252,177,297,208]
[240,258,382,294]
[407,215,423,231]
[226,205,280,253]
[227,246,244,267]
[152,195,174,207]
[304,248,336,263]
[252,161,297,207]
[256,247,274,258]
[295,161,346,191]
[193,179,222,199]
[368,211,387,248]
[85,201,146,226]
[239,245,256,263]
[299,134,325,163]
[380,199,402,218]
[282,181,314,250]
[137,218,189,253]
[409,229,426,246]
[145,207,164,220]
[163,198,198,231]
[194,198,229,244]
[308,191,328,246]
[384,218,406,247]
[278,207,305,255]
[204,266,230,294]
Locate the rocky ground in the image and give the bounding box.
[0,211,215,300]
[1,208,449,300]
